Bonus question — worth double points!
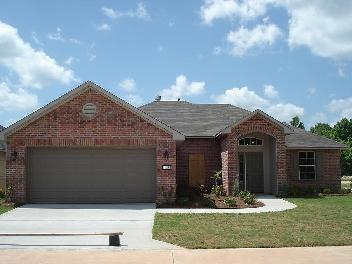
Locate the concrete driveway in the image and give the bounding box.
[0,204,178,249]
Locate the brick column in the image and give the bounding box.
[276,134,288,195]
[221,136,237,195]
[156,140,177,204]
[6,141,26,203]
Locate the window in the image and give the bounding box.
[299,151,315,180]
[239,137,263,146]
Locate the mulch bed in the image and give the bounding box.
[157,194,264,209]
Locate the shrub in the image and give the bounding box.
[0,188,5,199]
[233,179,240,196]
[239,190,257,205]
[281,184,318,197]
[322,188,331,194]
[176,196,190,205]
[211,185,223,197]
[340,188,351,194]
[204,196,215,208]
[224,197,237,207]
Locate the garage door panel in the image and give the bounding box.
[28,148,156,203]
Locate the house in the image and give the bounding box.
[0,125,5,190]
[0,81,346,204]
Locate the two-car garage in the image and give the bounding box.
[27,148,156,203]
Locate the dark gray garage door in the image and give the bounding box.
[28,148,156,203]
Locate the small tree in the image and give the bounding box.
[290,116,305,129]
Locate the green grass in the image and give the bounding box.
[153,196,352,249]
[0,199,14,215]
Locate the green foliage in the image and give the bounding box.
[239,190,257,205]
[223,197,237,207]
[211,185,223,197]
[310,118,352,176]
[322,188,331,194]
[0,188,5,199]
[290,116,305,129]
[233,179,240,196]
[281,184,317,197]
[340,188,351,194]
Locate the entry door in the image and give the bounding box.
[189,154,205,187]
[245,152,264,193]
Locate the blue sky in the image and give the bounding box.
[0,0,351,128]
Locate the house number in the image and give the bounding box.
[162,164,172,170]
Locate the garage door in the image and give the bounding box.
[28,148,156,203]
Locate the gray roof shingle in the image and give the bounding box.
[139,101,346,149]
[140,101,250,137]
[285,127,347,149]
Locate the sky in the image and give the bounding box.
[0,0,351,129]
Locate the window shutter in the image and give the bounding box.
[315,151,324,180]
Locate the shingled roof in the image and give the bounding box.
[140,101,250,137]
[140,101,346,149]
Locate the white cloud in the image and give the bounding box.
[47,27,65,41]
[200,0,272,25]
[308,112,327,127]
[100,3,150,21]
[266,103,304,121]
[0,21,78,89]
[0,82,38,111]
[263,84,278,98]
[102,6,120,19]
[227,23,282,56]
[285,1,352,60]
[214,86,269,110]
[96,23,111,31]
[160,75,206,101]
[64,56,79,66]
[329,97,352,119]
[119,78,136,92]
[201,1,352,60]
[31,32,43,46]
[125,94,143,106]
[214,85,304,121]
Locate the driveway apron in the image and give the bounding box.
[0,203,177,249]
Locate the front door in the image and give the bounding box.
[239,152,264,193]
[189,154,205,187]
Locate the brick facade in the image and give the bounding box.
[176,138,221,189]
[221,113,287,195]
[287,149,341,192]
[6,87,176,204]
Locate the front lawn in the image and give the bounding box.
[153,196,352,249]
[0,199,14,215]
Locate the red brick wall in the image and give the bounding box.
[286,149,341,192]
[176,138,221,189]
[6,87,176,204]
[221,113,287,195]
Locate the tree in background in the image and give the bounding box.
[290,116,305,129]
[310,118,352,176]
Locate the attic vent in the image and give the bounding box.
[82,103,97,118]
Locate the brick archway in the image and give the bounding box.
[220,113,287,195]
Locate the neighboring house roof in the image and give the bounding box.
[0,81,185,141]
[140,101,346,149]
[0,125,5,152]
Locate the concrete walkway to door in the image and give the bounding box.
[0,203,178,249]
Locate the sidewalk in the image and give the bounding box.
[1,246,351,264]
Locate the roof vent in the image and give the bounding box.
[155,95,161,101]
[82,103,97,118]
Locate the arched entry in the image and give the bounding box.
[238,133,276,193]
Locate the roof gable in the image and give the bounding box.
[0,81,184,141]
[218,109,294,135]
